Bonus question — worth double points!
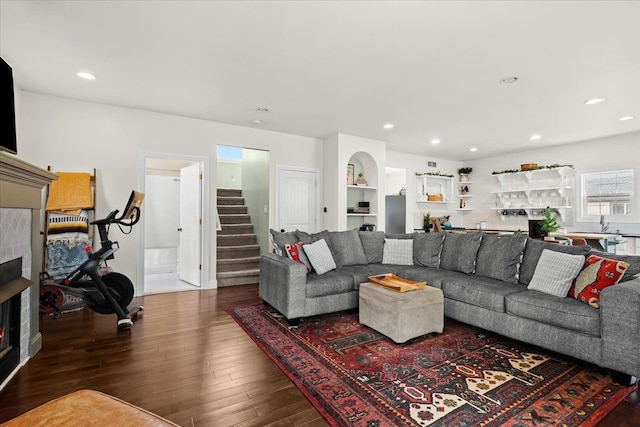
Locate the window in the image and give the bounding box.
[580,169,634,221]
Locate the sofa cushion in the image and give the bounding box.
[395,266,466,290]
[527,249,585,297]
[305,270,354,298]
[519,237,591,285]
[568,254,630,308]
[270,228,299,255]
[505,290,601,337]
[586,249,640,283]
[303,239,336,275]
[439,233,482,274]
[359,231,386,263]
[413,232,445,268]
[441,275,527,312]
[475,234,527,283]
[297,229,331,246]
[329,230,367,267]
[338,264,398,290]
[382,238,413,265]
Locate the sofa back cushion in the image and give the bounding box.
[269,228,299,256]
[585,249,640,283]
[440,233,482,274]
[475,234,527,283]
[519,237,591,285]
[413,232,445,268]
[328,229,367,267]
[358,231,386,263]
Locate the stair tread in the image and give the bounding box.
[217,257,260,264]
[217,244,260,249]
[216,269,260,278]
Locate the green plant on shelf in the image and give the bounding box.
[541,207,561,233]
[415,171,454,178]
[457,167,473,175]
[491,164,574,175]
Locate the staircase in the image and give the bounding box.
[216,188,260,286]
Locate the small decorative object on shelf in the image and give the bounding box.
[356,172,367,186]
[441,216,452,229]
[459,185,469,194]
[458,167,472,182]
[347,164,354,185]
[459,198,467,209]
[423,212,433,232]
[415,171,454,178]
[540,207,561,237]
[399,187,406,196]
[520,163,538,171]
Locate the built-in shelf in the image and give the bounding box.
[347,185,377,190]
[492,167,574,221]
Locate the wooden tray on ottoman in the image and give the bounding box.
[367,273,426,292]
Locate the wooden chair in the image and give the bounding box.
[571,237,588,246]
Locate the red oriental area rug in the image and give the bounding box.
[227,304,635,427]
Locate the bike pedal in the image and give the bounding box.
[117,318,133,331]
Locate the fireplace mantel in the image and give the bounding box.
[0,152,57,367]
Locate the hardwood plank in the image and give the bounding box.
[0,283,636,427]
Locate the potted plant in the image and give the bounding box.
[540,207,560,238]
[423,212,433,232]
[458,167,472,182]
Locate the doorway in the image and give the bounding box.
[138,153,208,295]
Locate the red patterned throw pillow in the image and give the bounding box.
[568,255,630,308]
[284,242,312,273]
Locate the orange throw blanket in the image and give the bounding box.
[45,172,94,215]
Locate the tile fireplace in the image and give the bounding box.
[0,152,56,390]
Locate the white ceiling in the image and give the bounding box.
[1,1,638,161]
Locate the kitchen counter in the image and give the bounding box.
[550,232,621,252]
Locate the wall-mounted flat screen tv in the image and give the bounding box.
[0,57,17,154]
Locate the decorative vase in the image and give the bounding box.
[459,173,469,182]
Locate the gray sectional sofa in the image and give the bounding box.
[259,229,640,384]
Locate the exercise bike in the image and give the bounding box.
[39,191,145,331]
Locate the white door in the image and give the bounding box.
[278,168,317,233]
[178,163,202,286]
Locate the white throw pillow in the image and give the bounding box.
[382,238,413,265]
[303,238,337,275]
[528,249,585,297]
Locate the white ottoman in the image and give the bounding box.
[359,282,444,343]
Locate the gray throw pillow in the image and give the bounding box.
[385,233,414,240]
[475,234,527,283]
[587,249,640,282]
[519,237,591,285]
[303,239,337,275]
[440,233,482,274]
[269,228,299,256]
[382,238,413,265]
[358,231,386,263]
[413,232,445,268]
[329,230,367,267]
[527,249,585,297]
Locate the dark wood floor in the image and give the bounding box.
[0,284,637,426]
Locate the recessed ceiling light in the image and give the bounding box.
[383,123,394,129]
[499,76,518,84]
[430,139,440,145]
[469,147,478,152]
[251,119,262,125]
[619,115,635,121]
[584,98,605,105]
[529,134,542,141]
[256,107,269,113]
[77,72,96,80]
